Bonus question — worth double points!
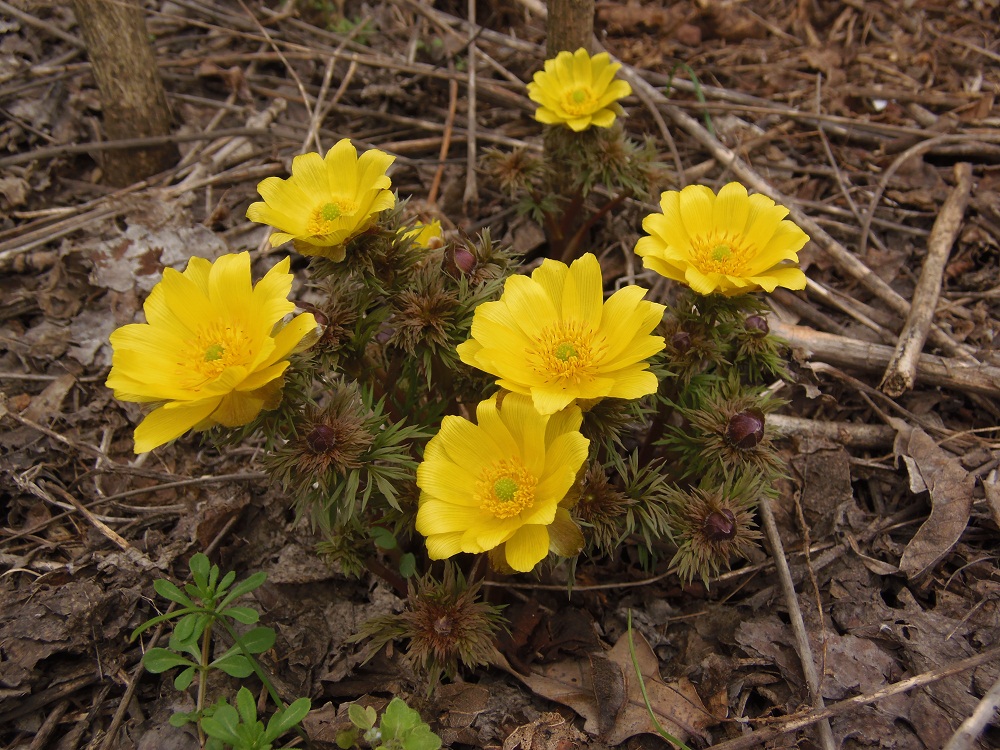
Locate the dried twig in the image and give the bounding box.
[770,318,1000,398]
[768,413,896,450]
[881,163,974,396]
[943,668,1000,750]
[463,0,479,210]
[711,646,1000,750]
[758,499,836,750]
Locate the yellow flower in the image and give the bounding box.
[526,48,632,132]
[415,393,589,573]
[106,252,317,453]
[402,220,443,249]
[635,182,809,296]
[457,253,665,416]
[246,139,395,261]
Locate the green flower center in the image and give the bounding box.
[181,322,255,387]
[493,477,518,502]
[555,342,578,361]
[562,87,597,116]
[692,234,754,276]
[529,321,605,385]
[711,244,731,262]
[479,460,537,519]
[307,197,361,237]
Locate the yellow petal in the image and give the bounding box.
[547,508,584,557]
[563,253,603,328]
[417,458,482,507]
[426,531,465,560]
[504,524,549,572]
[290,151,333,199]
[133,398,220,453]
[713,182,751,236]
[212,390,266,427]
[416,498,477,535]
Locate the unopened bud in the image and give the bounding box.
[671,331,692,354]
[745,315,769,336]
[452,247,477,275]
[726,408,765,450]
[306,425,337,454]
[702,509,737,541]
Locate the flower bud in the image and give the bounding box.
[306,424,337,454]
[725,408,765,450]
[702,509,737,541]
[452,248,477,275]
[671,331,692,354]
[744,315,769,336]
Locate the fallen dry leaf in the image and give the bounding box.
[890,419,975,579]
[500,629,715,745]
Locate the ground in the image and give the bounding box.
[1,0,1000,749]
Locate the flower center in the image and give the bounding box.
[562,87,597,116]
[528,321,604,384]
[692,234,753,276]
[307,198,360,236]
[479,459,536,519]
[178,321,255,388]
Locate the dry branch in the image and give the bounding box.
[770,318,1000,399]
[711,646,1000,750]
[881,163,974,396]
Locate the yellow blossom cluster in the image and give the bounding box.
[105,69,811,579]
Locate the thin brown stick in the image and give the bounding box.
[770,318,1000,398]
[768,414,895,450]
[881,163,974,396]
[427,74,459,206]
[463,0,479,210]
[758,499,836,750]
[0,128,272,168]
[943,668,1000,750]
[711,646,1000,750]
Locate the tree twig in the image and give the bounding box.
[758,499,836,750]
[881,163,974,396]
[711,646,1000,750]
[770,318,1000,399]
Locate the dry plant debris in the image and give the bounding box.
[1,0,999,749]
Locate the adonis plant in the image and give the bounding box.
[106,47,811,696]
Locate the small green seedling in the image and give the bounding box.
[132,553,310,747]
[201,686,311,750]
[337,697,441,750]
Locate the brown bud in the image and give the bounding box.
[726,408,765,450]
[452,247,477,275]
[671,331,692,354]
[306,424,337,454]
[702,509,737,541]
[744,315,769,336]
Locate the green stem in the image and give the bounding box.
[196,621,213,747]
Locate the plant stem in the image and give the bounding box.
[196,622,213,747]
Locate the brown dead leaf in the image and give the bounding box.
[890,419,975,579]
[21,373,75,422]
[596,1,689,35]
[500,630,714,745]
[502,712,585,750]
